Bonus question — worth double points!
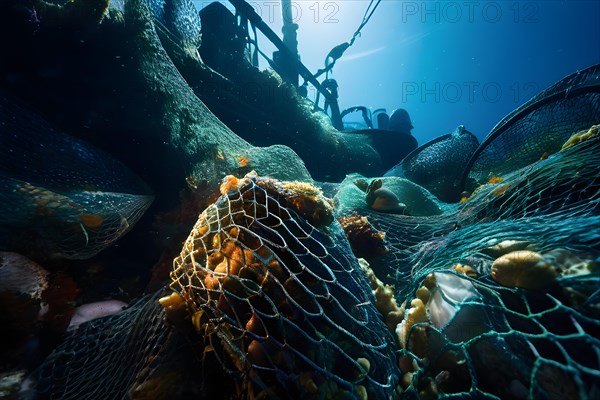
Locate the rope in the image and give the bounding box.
[313,0,382,81]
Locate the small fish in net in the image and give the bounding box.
[335,126,600,398]
[31,172,402,399]
[0,93,153,259]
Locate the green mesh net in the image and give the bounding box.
[24,30,600,398]
[33,289,210,399]
[335,130,600,398]
[461,63,600,188]
[30,130,599,398]
[31,174,402,399]
[0,94,153,259]
[386,126,480,203]
[168,175,401,398]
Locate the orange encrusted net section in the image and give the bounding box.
[169,172,400,399]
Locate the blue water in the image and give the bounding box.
[205,0,600,144]
[1,2,598,398]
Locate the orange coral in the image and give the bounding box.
[79,213,104,228]
[338,213,387,258]
[247,174,334,228]
[453,263,477,277]
[220,175,240,195]
[459,191,471,203]
[18,182,79,218]
[237,156,249,167]
[491,184,510,198]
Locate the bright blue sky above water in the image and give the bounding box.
[199,1,600,145]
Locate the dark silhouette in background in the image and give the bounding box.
[388,108,414,136]
[368,108,417,172]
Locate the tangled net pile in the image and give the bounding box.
[27,30,599,399]
[33,174,401,399]
[33,126,600,398]
[0,94,153,259]
[333,65,600,398]
[167,174,401,398]
[337,129,600,398]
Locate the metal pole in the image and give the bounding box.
[278,0,299,86]
[228,0,317,91]
[228,0,343,129]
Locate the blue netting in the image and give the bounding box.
[170,175,402,398]
[0,93,153,259]
[335,133,600,399]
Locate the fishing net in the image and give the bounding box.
[386,126,479,203]
[30,128,599,398]
[0,94,153,259]
[394,65,600,397]
[335,128,600,398]
[22,28,599,396]
[31,174,402,399]
[461,63,600,188]
[168,174,401,398]
[32,288,210,399]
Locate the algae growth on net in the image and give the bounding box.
[0,0,598,399]
[28,127,600,398]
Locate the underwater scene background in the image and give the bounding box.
[0,0,598,399]
[210,0,600,143]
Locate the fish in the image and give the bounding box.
[0,93,153,259]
